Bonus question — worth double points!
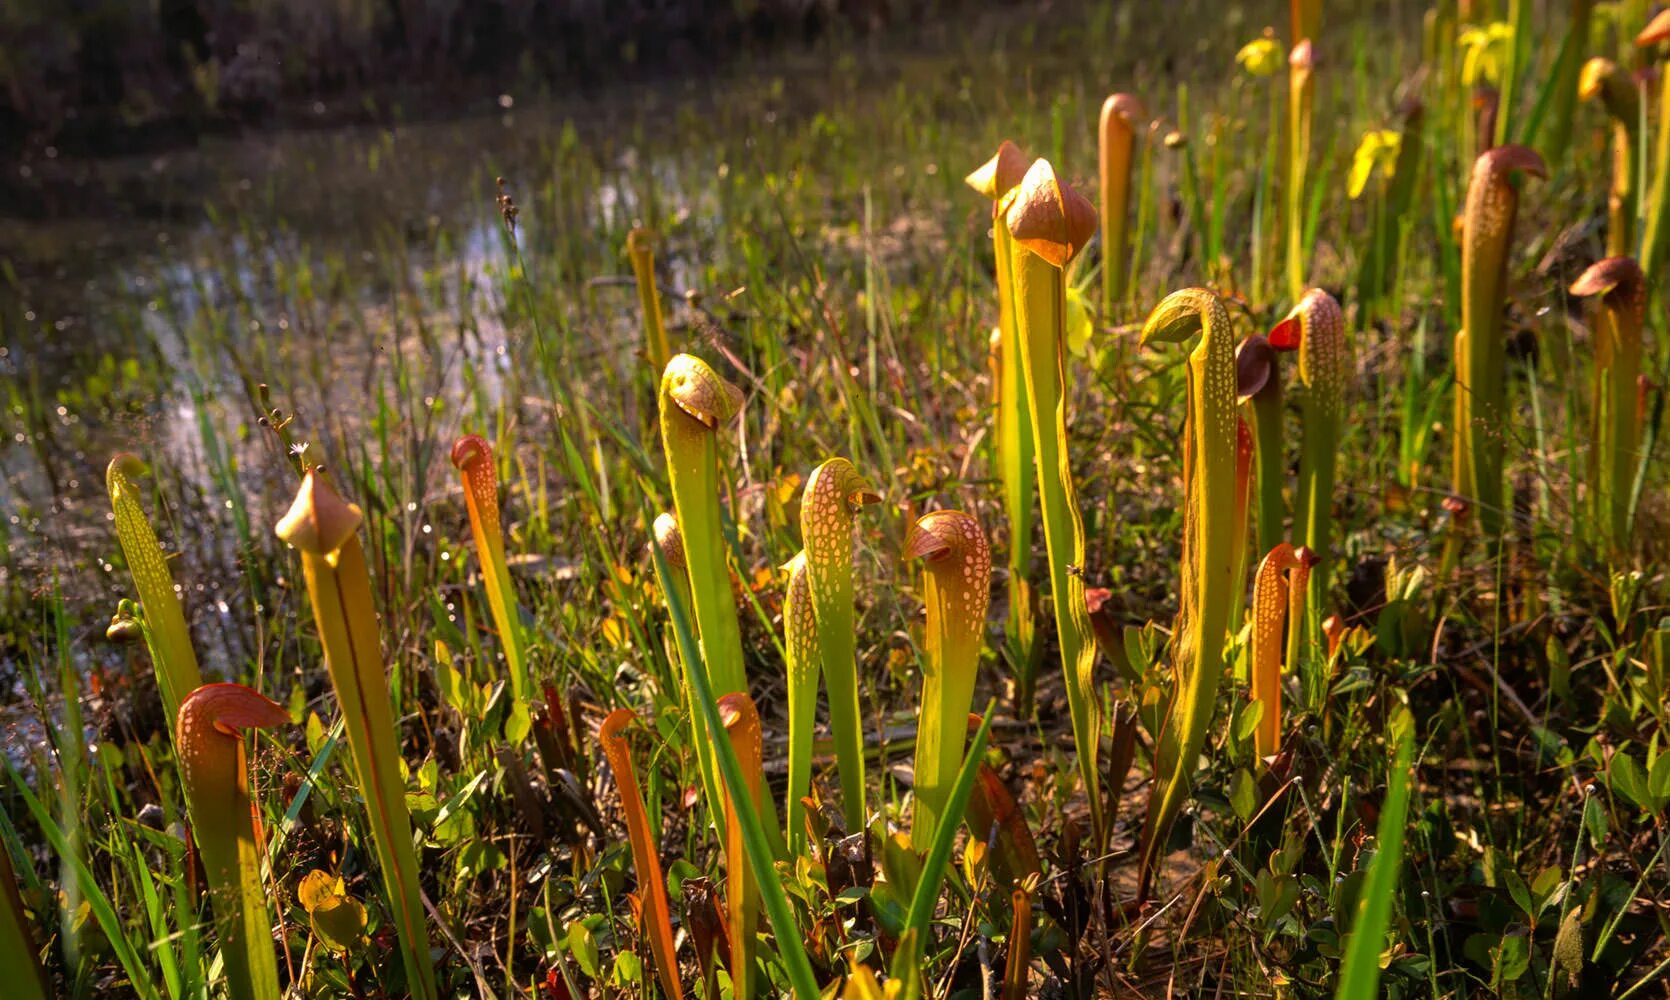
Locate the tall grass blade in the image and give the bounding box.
[1334,720,1415,1000]
[648,522,821,998]
[106,454,204,723]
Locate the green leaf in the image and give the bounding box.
[305,712,327,757]
[1503,868,1533,918]
[504,699,533,745]
[1530,867,1564,913]
[1609,752,1651,811]
[1333,725,1415,1000]
[1230,768,1258,822]
[647,511,822,999]
[311,895,368,953]
[1583,794,1609,847]
[1648,749,1670,807]
[1491,932,1530,984]
[566,921,600,978]
[1234,701,1265,749]
[610,948,642,987]
[297,870,341,913]
[1256,869,1300,925]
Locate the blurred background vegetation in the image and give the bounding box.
[0,0,947,162]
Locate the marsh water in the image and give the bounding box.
[0,0,1421,739]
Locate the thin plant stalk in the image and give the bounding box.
[451,434,528,702]
[276,469,438,1000]
[1496,0,1528,146]
[1542,0,1595,165]
[1578,58,1640,258]
[800,457,880,836]
[106,453,203,723]
[781,551,818,854]
[1270,289,1346,650]
[968,142,1040,716]
[717,694,764,999]
[599,710,683,1000]
[1236,331,1298,559]
[1138,288,1240,897]
[904,510,991,849]
[1098,95,1147,316]
[628,228,674,374]
[175,682,289,1000]
[1636,12,1670,281]
[1230,417,1255,631]
[1287,39,1315,301]
[658,353,748,821]
[1290,0,1319,46]
[1570,257,1646,557]
[1002,159,1104,837]
[1453,145,1547,540]
[1285,545,1318,694]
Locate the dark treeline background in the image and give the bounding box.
[0,0,947,159]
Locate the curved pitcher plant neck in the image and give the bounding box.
[658,354,747,694]
[1137,287,1239,899]
[175,682,290,1000]
[904,509,991,849]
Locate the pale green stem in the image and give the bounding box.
[1011,246,1102,839]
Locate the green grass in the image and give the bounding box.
[2,1,1670,996]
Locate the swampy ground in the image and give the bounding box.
[2,0,1669,996]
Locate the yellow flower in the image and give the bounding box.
[1459,22,1513,87]
[1236,35,1284,77]
[1349,129,1403,199]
